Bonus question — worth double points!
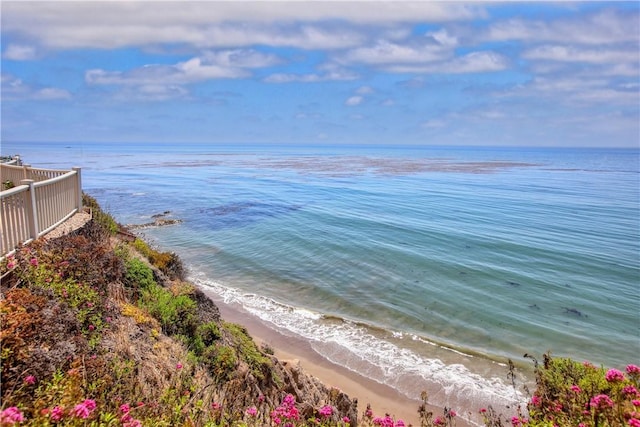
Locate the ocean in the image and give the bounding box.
[3,141,638,422]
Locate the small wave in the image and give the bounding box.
[192,274,524,424]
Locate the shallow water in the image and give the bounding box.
[4,142,638,423]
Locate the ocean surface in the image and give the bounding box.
[3,142,639,422]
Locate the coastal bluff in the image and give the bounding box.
[0,195,358,426]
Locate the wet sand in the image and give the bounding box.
[202,288,474,427]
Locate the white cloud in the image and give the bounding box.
[386,51,509,74]
[2,2,483,51]
[87,49,279,86]
[421,119,447,129]
[1,74,71,100]
[264,68,359,83]
[482,9,639,45]
[523,45,639,64]
[425,29,458,48]
[113,85,190,102]
[356,86,374,95]
[339,39,449,65]
[503,76,639,107]
[345,96,363,106]
[34,87,72,100]
[3,44,36,60]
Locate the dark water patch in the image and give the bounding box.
[563,307,587,318]
[196,201,302,230]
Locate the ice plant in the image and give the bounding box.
[319,405,333,418]
[23,375,36,385]
[72,399,96,419]
[605,368,625,382]
[50,406,64,421]
[0,407,24,424]
[590,394,614,409]
[246,406,257,417]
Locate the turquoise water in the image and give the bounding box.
[3,142,638,421]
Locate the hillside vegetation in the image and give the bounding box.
[1,195,638,427]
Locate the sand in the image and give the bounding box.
[202,288,474,427]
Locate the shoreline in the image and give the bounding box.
[201,287,474,427]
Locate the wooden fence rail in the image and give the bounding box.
[1,163,82,257]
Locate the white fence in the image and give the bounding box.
[1,163,83,256]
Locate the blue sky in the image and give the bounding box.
[1,1,639,147]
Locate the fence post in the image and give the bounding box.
[22,164,31,180]
[20,179,39,240]
[73,167,83,211]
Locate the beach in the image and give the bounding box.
[207,288,474,427]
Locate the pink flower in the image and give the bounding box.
[7,261,16,269]
[343,416,350,423]
[434,416,445,426]
[628,365,640,375]
[1,407,25,424]
[570,385,582,393]
[88,324,95,331]
[479,408,487,414]
[176,363,183,369]
[605,368,625,382]
[395,421,406,427]
[590,394,614,409]
[630,419,640,427]
[246,406,257,417]
[123,419,142,427]
[30,258,38,267]
[50,406,64,421]
[24,375,36,385]
[624,386,639,396]
[319,405,333,418]
[530,395,541,406]
[119,404,131,414]
[448,409,457,418]
[633,400,640,407]
[72,399,96,419]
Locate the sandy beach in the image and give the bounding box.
[203,288,474,427]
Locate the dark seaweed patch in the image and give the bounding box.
[198,201,302,230]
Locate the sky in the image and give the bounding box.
[1,1,639,147]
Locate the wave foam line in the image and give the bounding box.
[192,274,524,424]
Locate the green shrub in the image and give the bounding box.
[140,284,197,337]
[132,238,184,280]
[196,322,221,347]
[202,344,237,381]
[224,322,272,381]
[124,257,156,291]
[83,193,119,234]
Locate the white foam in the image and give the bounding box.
[192,274,524,425]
